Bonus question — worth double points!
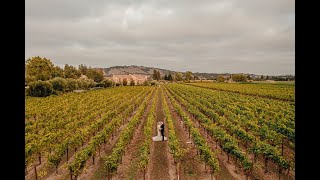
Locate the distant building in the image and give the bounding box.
[106,74,150,85]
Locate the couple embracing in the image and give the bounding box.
[152,121,167,142]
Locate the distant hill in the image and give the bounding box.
[103,65,176,77]
[102,65,294,80]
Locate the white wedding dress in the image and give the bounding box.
[152,123,167,141]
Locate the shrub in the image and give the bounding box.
[231,74,247,82]
[27,80,53,97]
[217,75,225,82]
[87,79,96,88]
[49,77,67,92]
[65,78,79,92]
[122,78,128,86]
[143,81,149,86]
[76,79,84,89]
[81,80,90,90]
[101,79,114,87]
[130,79,135,86]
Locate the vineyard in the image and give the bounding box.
[25,83,295,180]
[187,82,295,101]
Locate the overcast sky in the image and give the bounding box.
[26,0,294,75]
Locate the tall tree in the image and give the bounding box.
[25,56,55,81]
[174,72,183,81]
[86,68,104,82]
[52,66,64,78]
[122,78,128,86]
[153,69,158,80]
[217,75,225,82]
[168,73,173,81]
[164,74,168,80]
[157,71,161,80]
[78,64,88,75]
[129,78,135,86]
[186,71,193,81]
[231,74,247,82]
[64,64,80,79]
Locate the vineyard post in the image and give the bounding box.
[38,152,41,165]
[70,170,72,180]
[281,137,284,156]
[264,157,268,173]
[227,153,230,163]
[67,146,69,163]
[34,164,38,180]
[177,161,181,180]
[278,165,282,180]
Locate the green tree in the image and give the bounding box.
[87,79,96,88]
[86,68,104,82]
[49,77,67,92]
[153,70,158,80]
[186,71,193,81]
[76,79,84,89]
[174,72,183,81]
[64,64,80,79]
[261,75,264,80]
[164,74,168,80]
[247,74,251,80]
[65,78,79,92]
[25,75,36,85]
[27,80,53,97]
[168,73,173,81]
[102,79,114,87]
[78,64,88,75]
[25,56,55,81]
[157,71,161,80]
[122,78,128,86]
[217,75,225,82]
[231,74,247,82]
[129,78,135,86]
[52,66,64,78]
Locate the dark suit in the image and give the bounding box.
[160,124,164,141]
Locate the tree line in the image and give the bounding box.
[25,56,114,97]
[152,70,197,82]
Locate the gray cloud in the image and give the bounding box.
[26,0,294,75]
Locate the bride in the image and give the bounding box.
[152,121,167,141]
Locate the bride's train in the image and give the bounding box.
[152,135,167,141]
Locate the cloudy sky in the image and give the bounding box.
[26,0,294,75]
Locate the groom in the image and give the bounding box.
[160,121,165,142]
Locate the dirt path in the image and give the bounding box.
[86,90,157,180]
[163,91,214,180]
[146,90,172,180]
[111,91,156,180]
